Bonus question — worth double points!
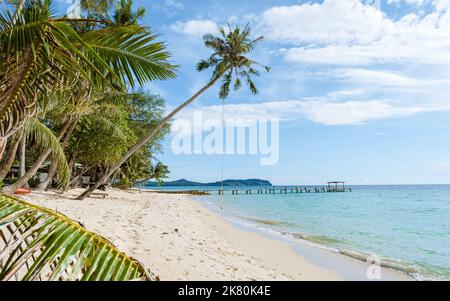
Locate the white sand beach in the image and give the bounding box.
[22,189,411,281]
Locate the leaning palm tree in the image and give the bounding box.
[78,24,269,199]
[0,194,153,281]
[2,115,71,194]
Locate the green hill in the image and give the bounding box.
[145,179,272,187]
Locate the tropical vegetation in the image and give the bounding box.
[0,0,267,281]
[77,23,269,199]
[0,0,174,193]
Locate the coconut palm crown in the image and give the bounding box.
[196,24,270,99]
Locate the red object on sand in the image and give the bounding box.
[14,188,32,195]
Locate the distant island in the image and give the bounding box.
[145,179,273,187]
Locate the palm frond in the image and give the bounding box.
[24,117,70,185]
[219,70,232,99]
[0,1,104,139]
[78,25,177,87]
[0,50,37,139]
[245,76,258,95]
[233,77,242,91]
[196,60,212,72]
[0,0,51,57]
[0,194,152,281]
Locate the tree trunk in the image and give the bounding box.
[77,76,221,200]
[67,167,89,191]
[19,134,26,177]
[3,120,72,194]
[0,133,22,181]
[19,134,29,189]
[0,137,7,161]
[3,148,51,194]
[62,155,77,192]
[37,122,76,190]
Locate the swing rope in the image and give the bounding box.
[220,99,225,211]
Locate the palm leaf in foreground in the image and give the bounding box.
[0,195,152,281]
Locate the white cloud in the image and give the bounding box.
[171,19,217,36]
[167,1,450,128]
[284,45,383,66]
[172,97,450,128]
[331,68,450,90]
[334,69,417,86]
[261,0,390,45]
[174,101,297,126]
[261,0,450,66]
[300,99,428,125]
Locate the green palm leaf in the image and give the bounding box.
[23,117,70,185]
[1,1,176,147]
[0,194,152,281]
[79,25,176,87]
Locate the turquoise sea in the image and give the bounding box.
[147,185,450,280]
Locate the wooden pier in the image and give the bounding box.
[207,182,351,196]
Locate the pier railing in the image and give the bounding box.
[212,186,351,196]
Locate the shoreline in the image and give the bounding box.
[23,188,411,281]
[198,196,413,281]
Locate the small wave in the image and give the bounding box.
[243,217,297,227]
[291,233,342,245]
[338,250,425,279]
[239,216,423,279]
[289,233,427,280]
[219,212,444,280]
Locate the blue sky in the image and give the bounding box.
[57,0,450,185]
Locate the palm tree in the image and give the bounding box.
[77,24,269,199]
[36,89,130,190]
[113,0,145,25]
[2,115,71,194]
[0,0,175,161]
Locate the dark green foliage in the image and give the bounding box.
[114,92,170,188]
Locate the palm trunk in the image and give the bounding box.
[3,149,50,193]
[0,132,22,181]
[19,134,29,189]
[0,138,7,161]
[37,156,58,190]
[67,167,89,191]
[77,76,221,200]
[37,122,76,190]
[3,120,72,194]
[19,135,26,177]
[63,156,78,192]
